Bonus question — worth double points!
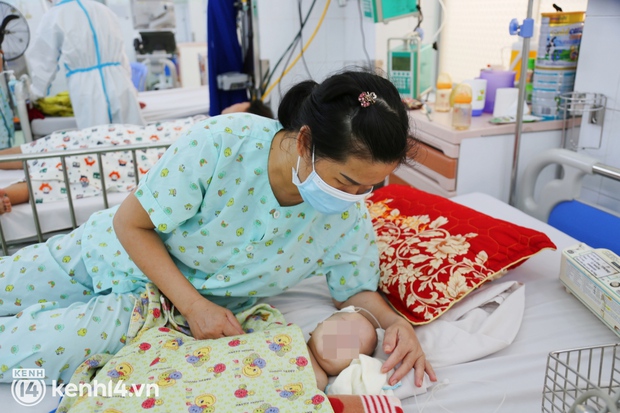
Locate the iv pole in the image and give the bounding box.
[507,1,535,207]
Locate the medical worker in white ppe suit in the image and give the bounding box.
[27,0,145,129]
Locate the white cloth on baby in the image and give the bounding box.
[327,328,432,398]
[327,354,391,395]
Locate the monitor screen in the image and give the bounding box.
[137,31,177,54]
[392,55,411,71]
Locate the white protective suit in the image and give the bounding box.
[27,0,145,129]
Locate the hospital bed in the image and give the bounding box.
[25,86,210,141]
[518,148,620,255]
[0,141,172,255]
[1,188,618,412]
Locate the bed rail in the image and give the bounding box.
[517,148,620,222]
[593,162,620,182]
[0,141,171,255]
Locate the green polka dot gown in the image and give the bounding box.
[0,113,380,383]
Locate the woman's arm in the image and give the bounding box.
[113,193,244,339]
[334,291,436,387]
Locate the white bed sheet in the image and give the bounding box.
[29,86,210,137]
[0,170,130,244]
[2,192,617,413]
[394,193,619,412]
[138,86,210,122]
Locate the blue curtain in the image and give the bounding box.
[207,0,247,116]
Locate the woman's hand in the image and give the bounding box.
[182,296,245,340]
[380,317,436,387]
[114,194,244,340]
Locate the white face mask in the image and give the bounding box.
[291,150,371,215]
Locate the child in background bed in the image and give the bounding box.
[0,69,435,390]
[0,99,274,213]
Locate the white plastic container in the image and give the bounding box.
[532,11,584,119]
[532,68,576,92]
[531,68,577,119]
[531,92,559,119]
[533,69,576,84]
[462,79,487,116]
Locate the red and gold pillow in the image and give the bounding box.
[367,185,556,325]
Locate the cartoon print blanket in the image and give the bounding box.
[20,117,200,203]
[56,284,332,413]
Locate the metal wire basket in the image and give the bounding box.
[558,92,607,151]
[543,343,620,413]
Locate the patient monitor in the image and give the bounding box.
[560,243,620,338]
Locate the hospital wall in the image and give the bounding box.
[573,0,620,215]
[256,0,376,110]
[255,0,439,110]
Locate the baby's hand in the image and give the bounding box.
[183,297,245,339]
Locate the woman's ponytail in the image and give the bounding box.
[277,80,318,129]
[276,69,412,165]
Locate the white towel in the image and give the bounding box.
[327,329,432,398]
[416,281,525,368]
[327,354,392,396]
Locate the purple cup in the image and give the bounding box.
[479,70,516,113]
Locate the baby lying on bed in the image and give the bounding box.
[308,306,378,391]
[55,299,406,413]
[308,306,428,399]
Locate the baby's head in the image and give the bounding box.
[307,308,378,376]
